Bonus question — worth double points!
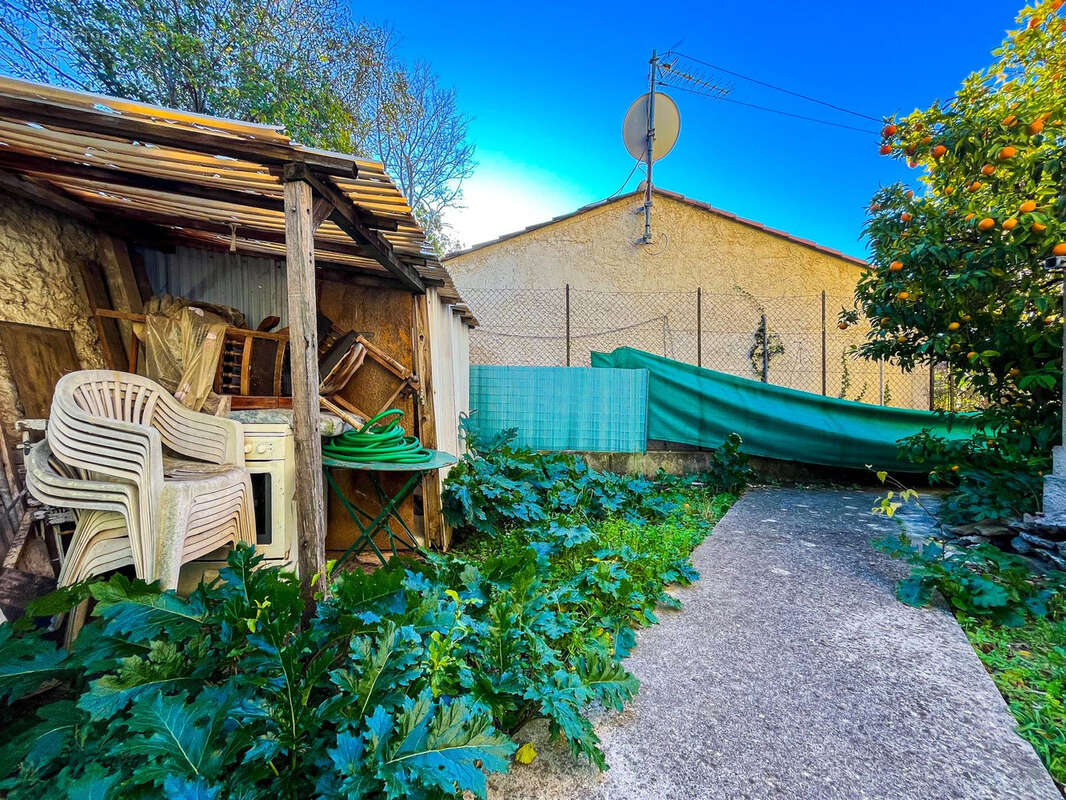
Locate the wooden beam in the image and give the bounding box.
[0,168,95,222]
[0,95,358,177]
[285,163,425,294]
[283,175,327,606]
[0,151,400,232]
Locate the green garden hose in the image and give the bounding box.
[322,408,433,464]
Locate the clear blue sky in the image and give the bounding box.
[361,0,1022,259]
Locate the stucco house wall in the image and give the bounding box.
[0,196,106,432]
[445,189,928,408]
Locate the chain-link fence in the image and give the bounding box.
[462,286,948,411]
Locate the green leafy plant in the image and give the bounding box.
[0,438,738,797]
[443,422,675,538]
[874,535,1065,626]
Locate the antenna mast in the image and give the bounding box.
[642,49,658,244]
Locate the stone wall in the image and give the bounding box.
[446,191,930,409]
[0,196,105,428]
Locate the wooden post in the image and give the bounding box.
[564,284,571,367]
[696,287,702,368]
[820,290,827,396]
[413,293,447,549]
[283,170,326,606]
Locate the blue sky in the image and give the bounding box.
[362,0,1022,259]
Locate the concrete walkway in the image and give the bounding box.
[488,487,1060,800]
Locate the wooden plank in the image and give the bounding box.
[284,175,326,605]
[0,152,399,232]
[0,322,81,418]
[78,263,128,369]
[0,168,95,223]
[0,566,55,621]
[0,94,359,177]
[412,294,447,549]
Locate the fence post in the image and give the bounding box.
[760,313,769,383]
[820,290,827,396]
[696,287,702,368]
[929,364,935,411]
[564,283,571,367]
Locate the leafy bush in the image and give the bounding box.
[442,425,675,537]
[0,447,736,797]
[875,534,1066,626]
[898,427,1048,523]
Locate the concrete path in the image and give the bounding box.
[489,487,1060,800]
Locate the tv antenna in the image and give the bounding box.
[623,50,729,244]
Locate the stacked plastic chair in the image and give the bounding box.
[25,370,256,597]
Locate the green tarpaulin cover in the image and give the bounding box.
[591,347,977,472]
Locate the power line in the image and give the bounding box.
[658,79,880,134]
[665,50,882,123]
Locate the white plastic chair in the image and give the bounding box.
[35,370,255,590]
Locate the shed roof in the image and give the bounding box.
[445,188,868,268]
[0,76,466,303]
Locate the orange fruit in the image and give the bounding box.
[1003,217,1019,230]
[897,291,911,300]
[969,181,983,192]
[1019,200,1037,213]
[905,189,915,199]
[908,159,918,168]
[921,135,933,145]
[1028,119,1045,135]
[1032,222,1047,232]
[889,260,904,272]
[981,164,996,176]
[837,322,848,330]
[978,217,996,231]
[882,123,897,137]
[947,322,961,331]
[998,146,1017,159]
[932,144,947,158]
[951,464,960,472]
[965,212,976,221]
[879,144,893,155]
[1009,367,1021,376]
[901,212,913,222]
[1053,243,1066,256]
[967,351,978,360]
[944,186,955,195]
[1004,114,1018,127]
[961,314,972,321]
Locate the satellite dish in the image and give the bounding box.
[622,92,681,162]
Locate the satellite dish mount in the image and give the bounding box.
[622,52,681,245]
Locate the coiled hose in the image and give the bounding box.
[322,408,432,464]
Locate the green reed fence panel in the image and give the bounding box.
[469,366,648,452]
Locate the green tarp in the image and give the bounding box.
[591,347,977,472]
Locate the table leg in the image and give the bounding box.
[324,467,388,570]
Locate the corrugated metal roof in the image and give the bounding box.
[444,188,869,268]
[0,76,465,303]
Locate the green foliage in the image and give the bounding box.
[0,548,515,800]
[963,613,1066,786]
[898,426,1047,523]
[874,534,1066,627]
[843,0,1066,517]
[0,441,736,796]
[442,424,677,537]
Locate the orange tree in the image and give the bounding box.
[843,0,1066,520]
